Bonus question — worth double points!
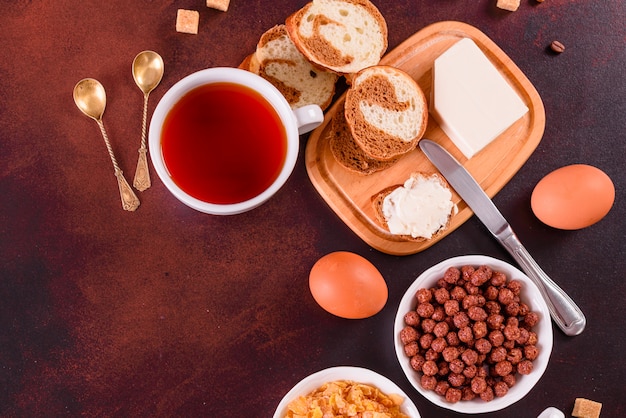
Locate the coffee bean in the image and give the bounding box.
[550,40,565,53]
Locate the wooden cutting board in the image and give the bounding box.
[305,21,545,255]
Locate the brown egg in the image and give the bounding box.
[531,164,615,230]
[309,252,388,319]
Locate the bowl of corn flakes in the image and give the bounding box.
[273,366,420,417]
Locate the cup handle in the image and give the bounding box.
[292,104,324,135]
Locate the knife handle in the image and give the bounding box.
[499,229,586,336]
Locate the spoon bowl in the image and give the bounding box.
[132,50,164,95]
[73,78,106,121]
[132,50,164,191]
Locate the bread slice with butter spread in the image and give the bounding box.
[372,172,455,242]
[345,66,428,161]
[285,0,388,75]
[241,24,339,110]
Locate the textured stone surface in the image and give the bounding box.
[0,1,624,416]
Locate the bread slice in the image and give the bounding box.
[241,24,339,110]
[345,66,428,161]
[238,53,256,71]
[328,105,398,174]
[372,172,455,242]
[285,0,388,75]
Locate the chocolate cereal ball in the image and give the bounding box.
[400,265,541,405]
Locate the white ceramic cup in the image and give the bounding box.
[148,67,324,215]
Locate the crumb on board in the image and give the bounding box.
[207,0,230,12]
[572,398,602,418]
[176,9,199,34]
[496,0,520,11]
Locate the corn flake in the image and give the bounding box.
[285,380,409,418]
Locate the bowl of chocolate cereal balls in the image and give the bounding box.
[394,255,553,414]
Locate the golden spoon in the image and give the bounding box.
[73,78,140,211]
[131,50,164,191]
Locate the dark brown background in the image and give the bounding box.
[1,1,624,417]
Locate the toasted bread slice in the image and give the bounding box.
[238,53,256,71]
[372,172,455,242]
[328,105,398,174]
[345,66,428,161]
[241,24,338,110]
[285,0,388,75]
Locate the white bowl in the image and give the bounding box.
[394,255,553,414]
[273,366,421,418]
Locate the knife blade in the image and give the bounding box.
[419,139,586,336]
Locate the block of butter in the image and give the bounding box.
[430,38,529,159]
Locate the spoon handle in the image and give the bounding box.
[115,168,141,211]
[97,120,140,211]
[133,94,151,191]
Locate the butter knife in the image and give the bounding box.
[419,139,586,336]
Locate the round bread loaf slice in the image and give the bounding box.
[372,172,455,242]
[285,0,388,75]
[328,106,398,175]
[238,54,255,71]
[241,24,339,110]
[345,66,428,161]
